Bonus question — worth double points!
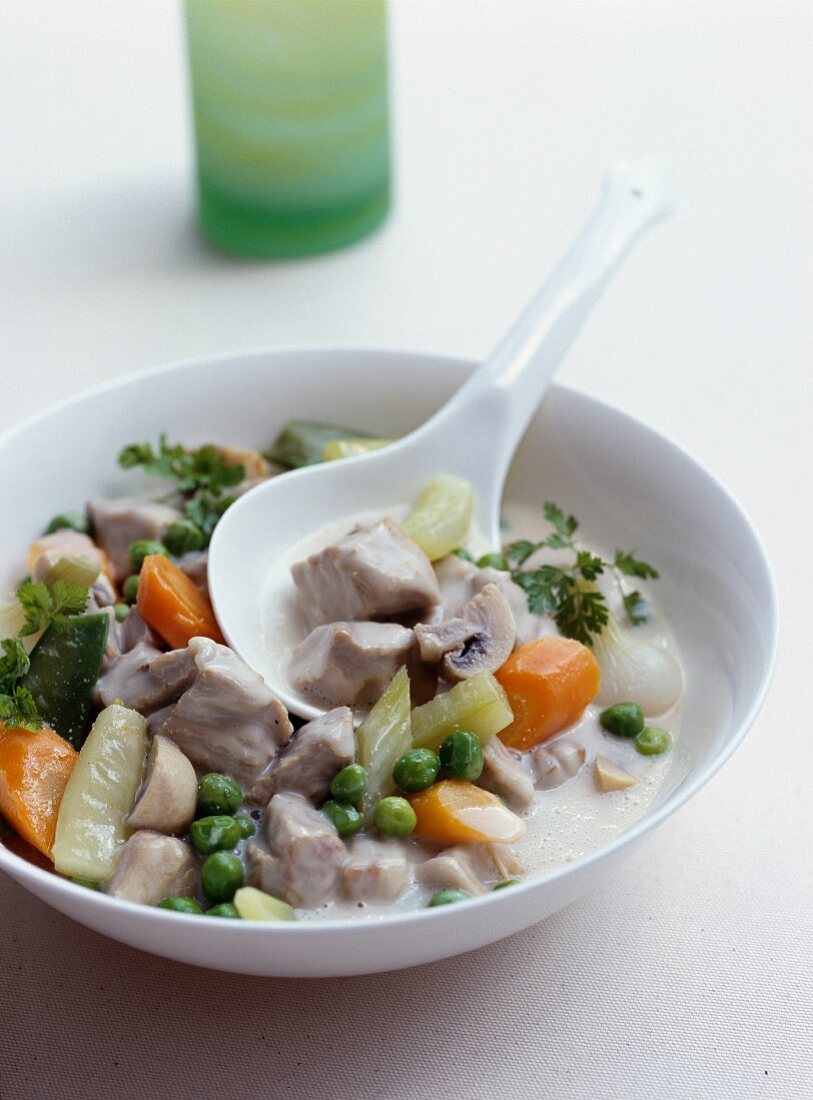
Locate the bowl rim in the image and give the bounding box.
[0,344,779,934]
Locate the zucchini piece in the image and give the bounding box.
[356,667,412,823]
[52,703,148,881]
[410,671,513,752]
[22,613,109,749]
[267,419,378,469]
[233,886,295,921]
[403,473,475,561]
[323,438,393,461]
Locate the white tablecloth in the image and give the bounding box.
[1,3,810,1097]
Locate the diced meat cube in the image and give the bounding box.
[291,518,440,630]
[291,621,415,707]
[417,842,524,896]
[264,793,346,907]
[477,736,535,811]
[94,618,195,713]
[343,837,408,903]
[531,738,586,790]
[248,707,354,807]
[106,831,199,904]
[246,843,283,897]
[87,497,183,582]
[150,638,293,790]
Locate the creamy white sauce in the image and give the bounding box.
[281,498,681,922]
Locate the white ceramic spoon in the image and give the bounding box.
[208,159,673,719]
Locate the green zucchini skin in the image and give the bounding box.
[22,613,110,749]
[266,420,374,468]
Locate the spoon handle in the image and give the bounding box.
[413,159,674,541]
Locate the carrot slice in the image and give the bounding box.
[137,554,224,650]
[495,635,600,750]
[409,779,525,845]
[0,725,78,858]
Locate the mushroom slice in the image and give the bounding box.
[414,583,516,682]
[594,756,638,793]
[126,735,198,834]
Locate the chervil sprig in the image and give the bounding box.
[504,501,660,645]
[17,579,89,637]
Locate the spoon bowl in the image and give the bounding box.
[209,159,674,717]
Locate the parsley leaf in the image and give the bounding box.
[613,550,659,580]
[0,639,30,693]
[118,436,245,546]
[17,580,88,636]
[504,501,661,643]
[0,685,42,732]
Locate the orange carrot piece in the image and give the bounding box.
[495,635,600,750]
[137,554,224,650]
[0,725,78,858]
[409,779,525,845]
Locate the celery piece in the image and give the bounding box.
[411,671,514,753]
[356,666,412,822]
[52,704,148,881]
[37,554,100,591]
[403,473,475,561]
[233,886,295,921]
[323,438,393,461]
[266,420,377,469]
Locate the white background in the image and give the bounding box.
[1,2,811,1097]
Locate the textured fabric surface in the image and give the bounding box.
[1,2,811,1097]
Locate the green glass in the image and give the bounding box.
[184,0,391,258]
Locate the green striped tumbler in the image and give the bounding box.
[184,0,390,257]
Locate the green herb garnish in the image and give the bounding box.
[118,435,244,546]
[504,502,659,646]
[18,579,89,636]
[0,639,39,731]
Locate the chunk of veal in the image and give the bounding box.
[106,831,199,904]
[126,735,197,834]
[248,706,354,806]
[291,621,415,707]
[263,793,346,907]
[415,583,515,681]
[176,550,209,598]
[342,837,408,903]
[433,555,545,646]
[93,609,190,712]
[291,517,440,630]
[477,735,534,811]
[417,843,524,896]
[531,738,587,790]
[150,638,293,790]
[87,497,183,582]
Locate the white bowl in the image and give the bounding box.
[0,348,777,976]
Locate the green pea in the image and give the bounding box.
[45,510,88,535]
[493,879,519,891]
[121,574,140,604]
[439,731,484,781]
[163,519,206,557]
[600,702,645,739]
[476,552,508,571]
[373,796,417,838]
[635,726,672,756]
[321,799,364,837]
[329,763,367,805]
[71,876,100,890]
[190,815,242,855]
[428,889,470,907]
[201,851,244,903]
[234,814,256,840]
[206,903,240,918]
[113,603,130,623]
[392,748,440,793]
[197,772,242,816]
[128,539,169,573]
[158,896,204,914]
